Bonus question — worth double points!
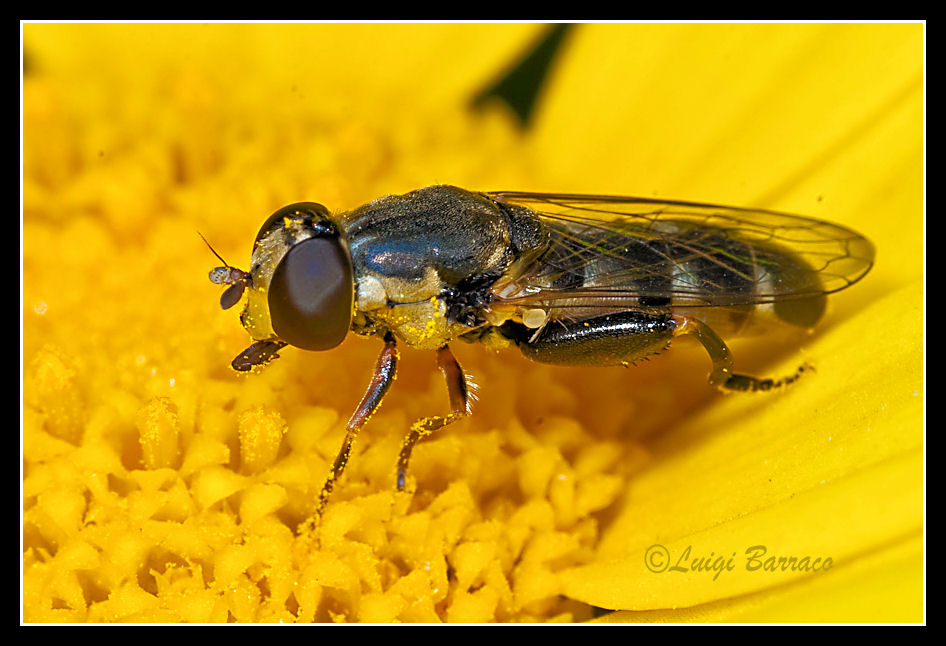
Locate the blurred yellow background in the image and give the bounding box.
[22,23,923,623]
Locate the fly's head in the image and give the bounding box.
[205,202,355,371]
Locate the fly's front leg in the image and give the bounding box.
[316,331,399,516]
[396,344,472,491]
[674,316,809,392]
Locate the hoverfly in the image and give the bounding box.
[206,185,875,513]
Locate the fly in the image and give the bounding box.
[205,185,875,514]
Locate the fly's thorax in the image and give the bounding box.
[493,199,549,273]
[342,185,545,290]
[371,297,474,350]
[355,266,443,308]
[351,267,482,349]
[338,185,553,347]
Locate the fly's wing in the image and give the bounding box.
[486,192,875,310]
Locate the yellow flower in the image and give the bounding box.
[537,23,923,622]
[22,23,922,623]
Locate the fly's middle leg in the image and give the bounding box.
[396,344,472,491]
[673,315,809,392]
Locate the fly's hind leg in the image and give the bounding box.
[515,310,807,392]
[516,310,678,368]
[674,315,809,392]
[396,344,473,491]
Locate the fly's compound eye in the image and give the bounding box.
[255,202,333,247]
[268,234,354,351]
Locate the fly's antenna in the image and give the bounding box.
[198,231,232,269]
[199,231,251,310]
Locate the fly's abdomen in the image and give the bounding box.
[536,220,828,336]
[660,228,827,332]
